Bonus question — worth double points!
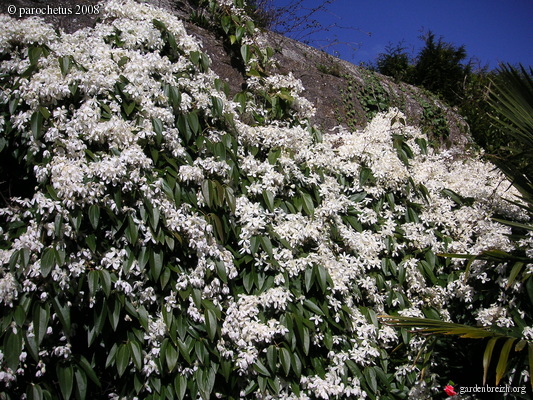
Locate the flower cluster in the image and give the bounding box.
[0,0,530,398]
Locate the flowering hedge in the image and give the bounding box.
[0,0,531,399]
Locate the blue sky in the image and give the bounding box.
[270,0,533,70]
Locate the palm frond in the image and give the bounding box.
[489,64,533,148]
[438,250,532,282]
[379,315,531,388]
[379,64,533,392]
[379,315,505,339]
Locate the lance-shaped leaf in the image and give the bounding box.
[380,315,502,338]
[57,364,74,400]
[496,338,516,386]
[380,314,529,387]
[483,337,498,385]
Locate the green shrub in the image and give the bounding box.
[0,1,530,399]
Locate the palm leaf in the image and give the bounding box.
[380,64,533,391]
[487,64,533,208]
[379,315,531,388]
[483,337,498,385]
[491,218,533,231]
[495,338,516,386]
[438,251,531,282]
[488,64,533,148]
[379,315,505,339]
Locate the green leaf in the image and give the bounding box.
[14,305,26,327]
[51,296,71,336]
[302,326,310,355]
[266,345,277,373]
[507,261,524,288]
[58,56,72,77]
[151,206,161,231]
[315,264,328,293]
[343,215,362,232]
[205,308,217,341]
[188,111,200,134]
[8,95,20,114]
[174,374,187,400]
[496,338,516,385]
[28,46,43,66]
[24,330,39,362]
[167,31,179,56]
[108,298,121,331]
[86,234,96,253]
[27,383,43,400]
[39,106,51,119]
[126,216,139,245]
[221,15,232,34]
[259,235,273,258]
[20,247,30,268]
[250,236,260,255]
[263,190,275,212]
[166,344,179,372]
[41,248,56,278]
[152,117,163,145]
[279,347,291,376]
[211,96,224,118]
[215,260,228,283]
[116,344,130,377]
[105,344,118,369]
[253,360,271,377]
[123,101,136,116]
[195,340,208,365]
[168,85,181,110]
[177,340,192,364]
[235,26,246,42]
[150,250,164,281]
[74,369,88,400]
[492,217,533,231]
[291,352,302,377]
[77,355,101,387]
[189,50,200,66]
[57,364,74,400]
[88,205,100,230]
[99,270,112,297]
[33,302,50,346]
[379,315,501,339]
[441,188,466,206]
[304,267,313,293]
[240,45,250,63]
[31,110,44,139]
[201,180,212,208]
[359,167,372,186]
[301,192,315,215]
[117,56,129,67]
[225,186,236,213]
[129,340,143,370]
[303,299,324,315]
[4,329,22,371]
[177,114,192,143]
[364,367,378,394]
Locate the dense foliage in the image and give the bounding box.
[374,34,531,187]
[382,62,533,396]
[0,1,531,399]
[374,31,470,106]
